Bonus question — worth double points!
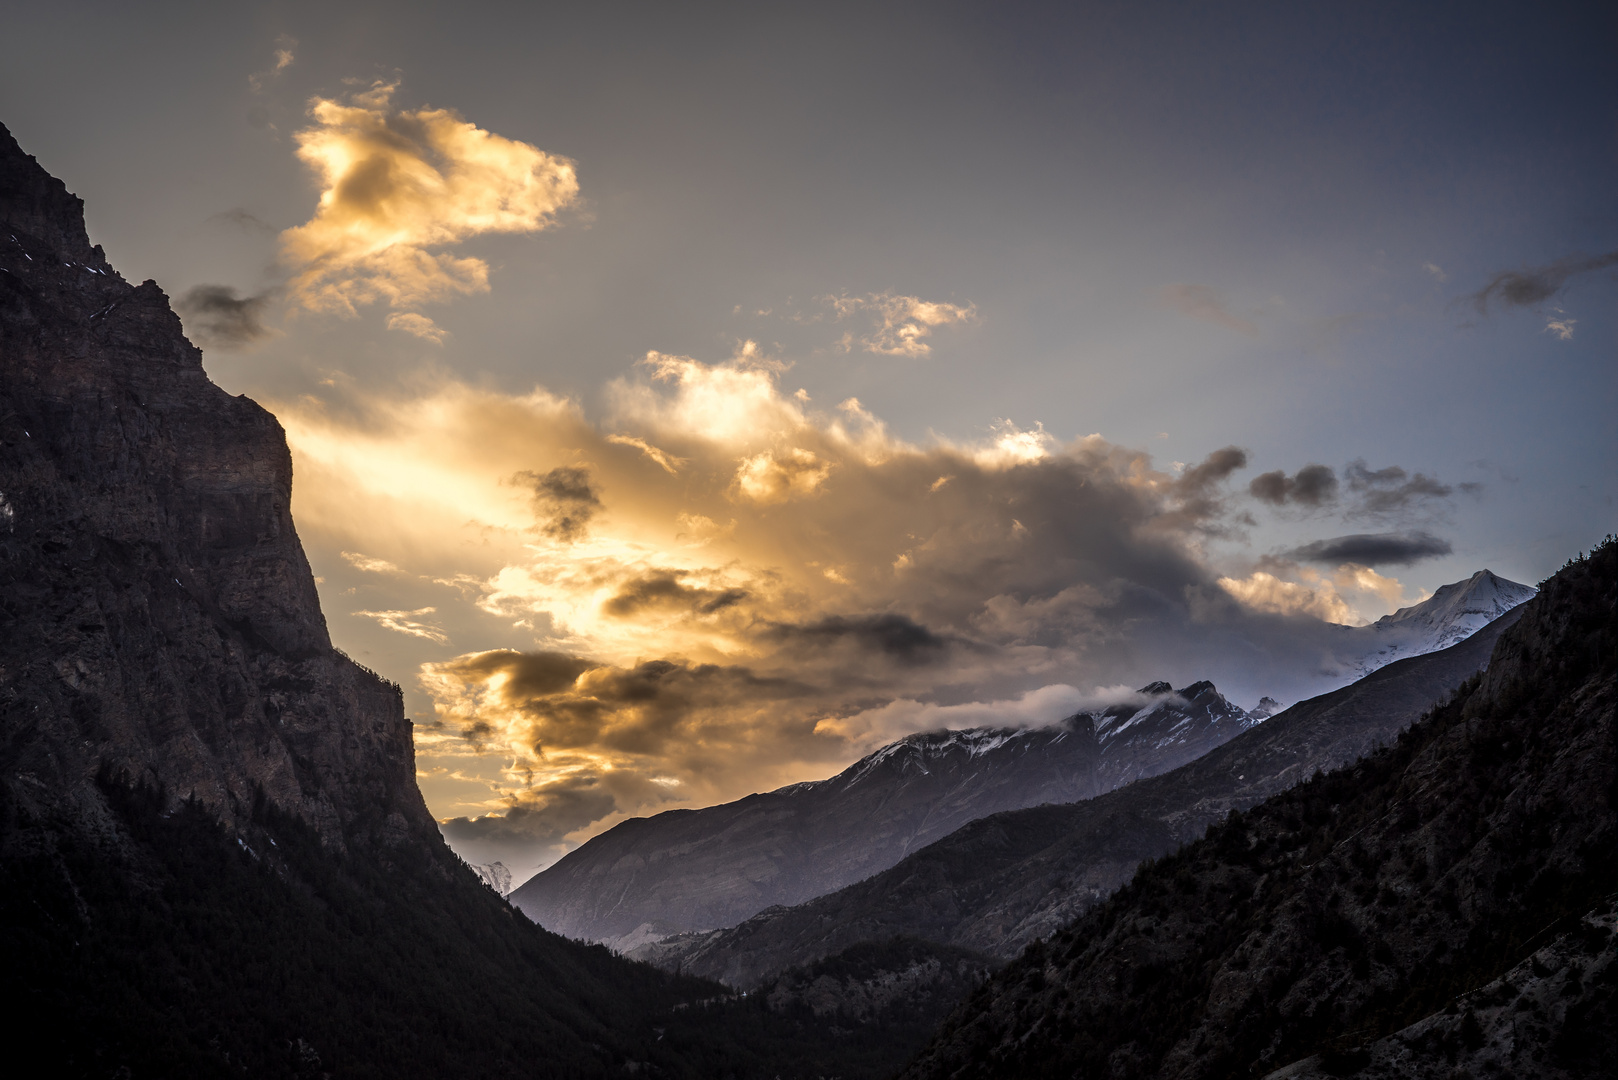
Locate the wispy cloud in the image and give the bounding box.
[830,292,976,356]
[280,80,579,316]
[1544,309,1576,340]
[1160,283,1258,336]
[248,35,297,95]
[386,311,449,344]
[354,606,449,643]
[1470,250,1618,312]
[175,285,274,349]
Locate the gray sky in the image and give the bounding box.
[5,0,1612,878]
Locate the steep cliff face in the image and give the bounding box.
[0,121,434,852]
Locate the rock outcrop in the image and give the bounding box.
[0,121,433,852]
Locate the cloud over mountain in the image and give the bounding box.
[274,352,1441,869]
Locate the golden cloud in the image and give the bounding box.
[386,311,449,343]
[272,351,1414,867]
[280,81,578,315]
[832,292,977,356]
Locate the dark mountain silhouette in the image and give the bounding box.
[632,599,1527,989]
[512,681,1263,946]
[902,540,1615,1079]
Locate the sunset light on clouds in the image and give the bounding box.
[7,1,1609,880]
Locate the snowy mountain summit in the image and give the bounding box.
[1348,569,1536,678]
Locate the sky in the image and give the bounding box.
[3,0,1612,880]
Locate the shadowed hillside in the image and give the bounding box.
[901,539,1616,1079]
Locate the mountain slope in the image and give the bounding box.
[512,681,1262,944]
[902,539,1615,1079]
[1344,568,1537,680]
[634,602,1524,988]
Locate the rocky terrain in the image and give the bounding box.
[0,122,430,854]
[512,680,1264,944]
[901,540,1615,1079]
[630,603,1525,988]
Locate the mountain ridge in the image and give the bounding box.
[510,680,1264,945]
[901,541,1615,1078]
[629,602,1527,988]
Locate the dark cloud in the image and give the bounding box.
[767,613,951,665]
[176,285,273,348]
[437,776,620,872]
[1286,531,1453,567]
[438,779,616,849]
[448,649,598,698]
[1176,446,1249,495]
[207,207,277,235]
[1160,446,1249,533]
[602,571,749,617]
[518,466,600,542]
[437,650,811,758]
[1345,460,1457,515]
[1470,251,1618,311]
[1249,464,1338,507]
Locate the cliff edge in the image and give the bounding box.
[0,121,435,852]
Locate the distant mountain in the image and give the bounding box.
[902,542,1615,1080]
[1342,568,1536,680]
[511,682,1265,946]
[471,860,514,896]
[632,600,1526,989]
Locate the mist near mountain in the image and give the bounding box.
[511,681,1262,944]
[631,599,1526,989]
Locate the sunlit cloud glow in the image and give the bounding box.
[280,81,579,316]
[831,292,977,356]
[273,351,1440,871]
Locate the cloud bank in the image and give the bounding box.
[275,352,1446,873]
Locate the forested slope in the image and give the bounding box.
[902,539,1616,1079]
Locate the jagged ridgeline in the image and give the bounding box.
[0,123,906,1079]
[901,539,1617,1080]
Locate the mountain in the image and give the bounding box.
[0,120,902,1080]
[510,681,1264,946]
[1343,568,1536,680]
[902,540,1615,1079]
[630,601,1526,989]
[0,123,431,855]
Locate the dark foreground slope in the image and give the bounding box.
[0,123,909,1080]
[636,606,1521,987]
[903,540,1616,1080]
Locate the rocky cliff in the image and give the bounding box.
[0,121,433,853]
